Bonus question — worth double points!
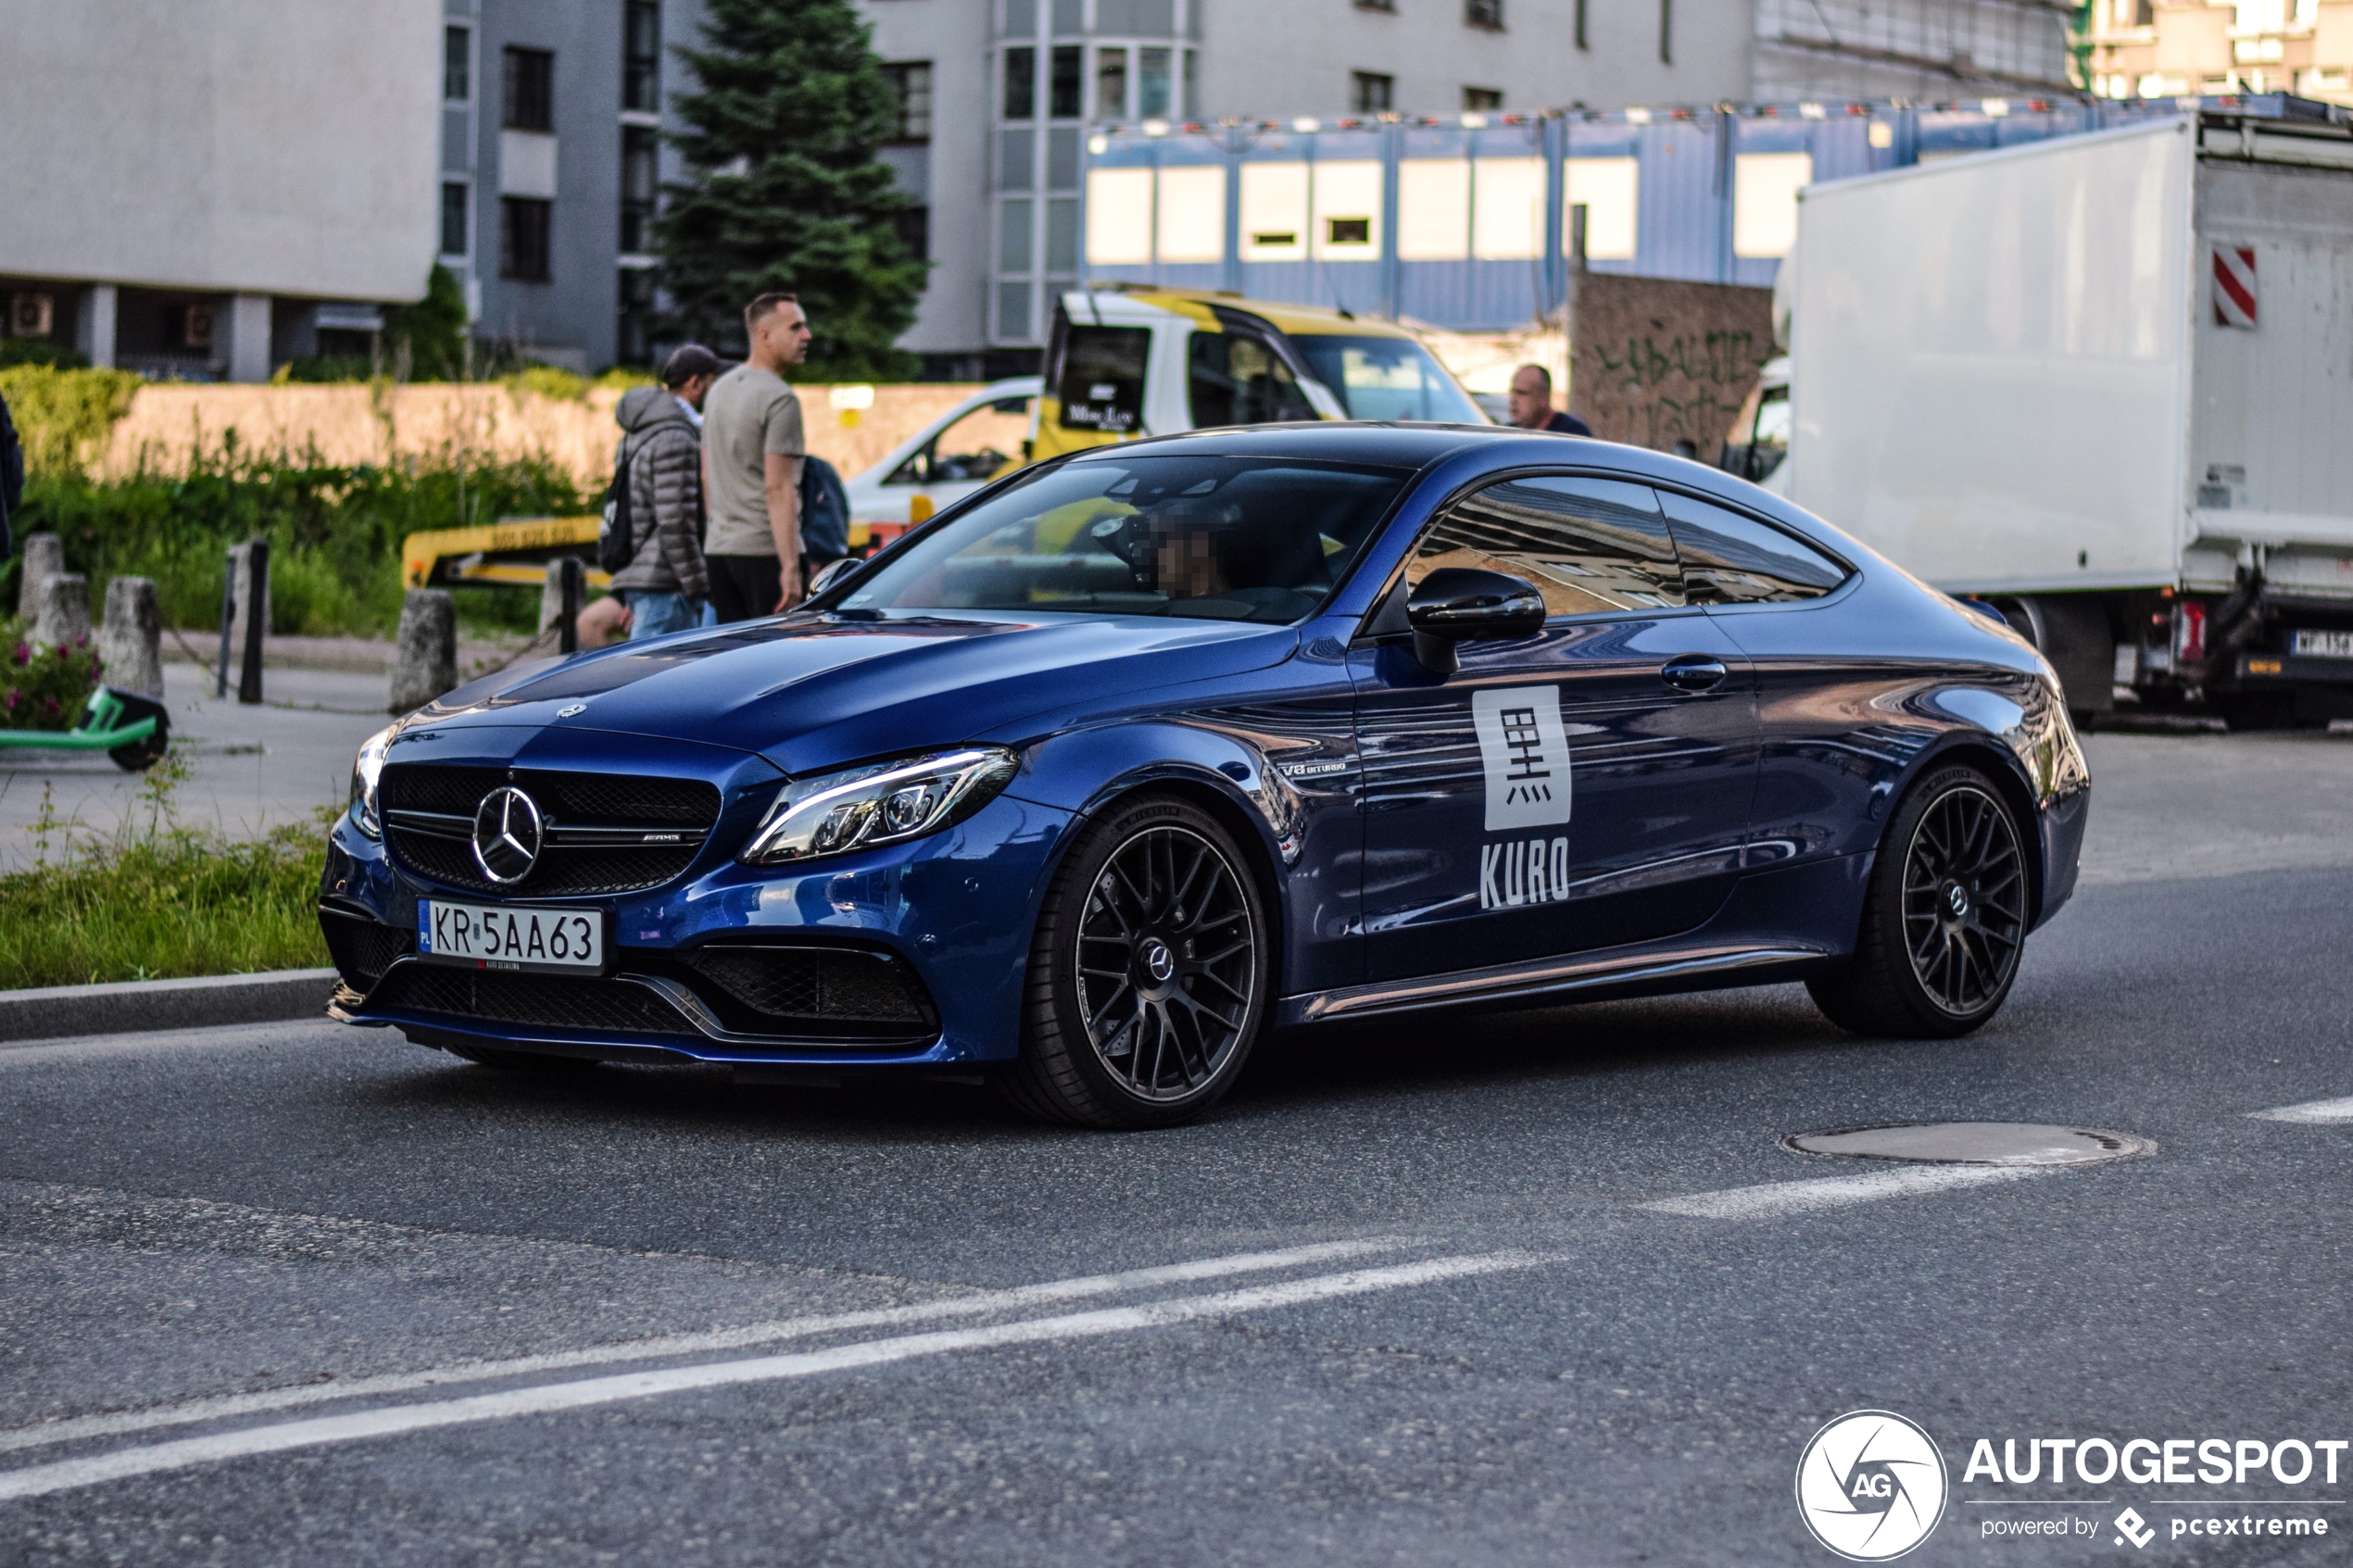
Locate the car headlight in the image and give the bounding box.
[348,724,394,838]
[741,747,1018,866]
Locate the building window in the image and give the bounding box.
[1464,86,1503,110]
[881,61,933,142]
[1050,44,1082,119]
[504,46,554,132]
[618,269,656,365]
[1004,46,1036,119]
[1659,0,1672,63]
[1576,0,1589,48]
[1352,70,1394,113]
[1355,0,1397,9]
[1466,0,1504,27]
[1097,48,1127,119]
[623,1,661,111]
[620,125,657,252]
[1183,49,1199,118]
[893,205,930,263]
[444,27,471,101]
[1139,46,1171,117]
[441,182,470,256]
[501,196,552,281]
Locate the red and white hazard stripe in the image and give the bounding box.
[2213,244,2257,329]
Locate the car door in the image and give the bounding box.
[1652,486,1871,875]
[1350,474,1759,982]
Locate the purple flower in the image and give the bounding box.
[9,643,26,667]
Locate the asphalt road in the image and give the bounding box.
[3,728,2350,1566]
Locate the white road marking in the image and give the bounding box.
[2248,1095,2353,1125]
[0,1250,1547,1503]
[0,1238,1405,1457]
[1640,1163,2050,1219]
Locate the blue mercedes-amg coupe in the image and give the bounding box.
[321,423,2089,1128]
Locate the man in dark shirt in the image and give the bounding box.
[1507,363,1592,437]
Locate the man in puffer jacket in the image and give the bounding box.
[607,345,720,638]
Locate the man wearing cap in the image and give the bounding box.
[607,345,720,640]
[1508,363,1592,436]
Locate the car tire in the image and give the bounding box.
[446,1044,595,1072]
[1807,763,2032,1039]
[996,793,1271,1129]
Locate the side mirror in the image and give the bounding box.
[807,557,862,598]
[1405,567,1546,675]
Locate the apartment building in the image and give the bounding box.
[2085,0,2353,101]
[865,0,1755,370]
[439,0,712,371]
[0,0,439,379]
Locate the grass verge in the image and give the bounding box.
[0,758,331,989]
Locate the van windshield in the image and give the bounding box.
[1291,335,1486,424]
[837,455,1410,625]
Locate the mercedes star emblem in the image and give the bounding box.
[472,785,546,884]
[557,703,587,718]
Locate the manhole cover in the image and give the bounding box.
[1780,1123,2154,1166]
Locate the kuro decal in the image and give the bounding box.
[1472,686,1571,832]
[1480,836,1572,911]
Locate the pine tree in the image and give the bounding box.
[658,0,926,381]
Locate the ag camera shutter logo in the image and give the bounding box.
[1795,1410,1948,1561]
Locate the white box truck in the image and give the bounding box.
[1781,102,2353,729]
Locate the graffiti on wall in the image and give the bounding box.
[1567,276,1776,458]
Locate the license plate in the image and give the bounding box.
[416,900,605,974]
[2291,629,2353,659]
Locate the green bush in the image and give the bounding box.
[0,364,144,477]
[14,450,589,637]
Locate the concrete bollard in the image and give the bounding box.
[32,572,91,651]
[18,533,63,621]
[387,589,458,714]
[99,576,166,698]
[222,541,272,701]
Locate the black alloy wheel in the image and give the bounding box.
[999,794,1269,1128]
[1808,764,2031,1038]
[1899,783,2027,1015]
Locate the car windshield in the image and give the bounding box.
[1290,334,1487,424]
[836,455,1411,625]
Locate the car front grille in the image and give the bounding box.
[366,965,701,1037]
[354,943,940,1044]
[321,907,413,988]
[380,764,723,897]
[686,945,937,1027]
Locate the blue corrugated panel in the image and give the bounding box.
[1076,98,2198,330]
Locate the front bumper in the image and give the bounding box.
[321,789,1075,1068]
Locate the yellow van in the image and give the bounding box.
[1033,288,1489,462]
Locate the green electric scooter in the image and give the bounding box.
[0,686,170,771]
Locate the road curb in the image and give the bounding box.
[0,969,339,1044]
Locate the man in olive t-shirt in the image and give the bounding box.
[701,293,813,621]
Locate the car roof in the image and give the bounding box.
[1072,287,1422,341]
[1059,422,1851,549]
[1064,421,1502,469]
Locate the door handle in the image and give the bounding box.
[1661,655,1729,693]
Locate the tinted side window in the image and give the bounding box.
[1410,475,1683,617]
[1056,326,1151,433]
[1657,490,1847,604]
[1189,332,1318,428]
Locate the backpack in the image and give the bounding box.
[596,438,638,574]
[798,455,850,561]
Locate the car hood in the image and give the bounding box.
[409,612,1301,774]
